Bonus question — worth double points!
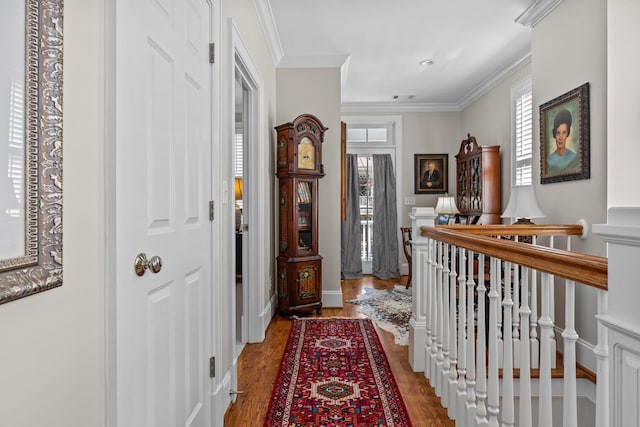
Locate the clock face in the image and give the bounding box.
[297,137,315,169]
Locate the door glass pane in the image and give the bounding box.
[357,155,373,262]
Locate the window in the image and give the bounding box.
[511,79,532,186]
[346,125,390,144]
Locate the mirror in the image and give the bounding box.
[0,0,63,304]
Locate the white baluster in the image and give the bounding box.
[561,280,578,427]
[430,240,439,383]
[466,250,477,426]
[435,241,445,396]
[530,236,539,370]
[518,267,532,427]
[448,245,459,420]
[425,239,434,379]
[457,248,468,424]
[441,243,451,408]
[501,261,515,427]
[512,239,521,370]
[538,271,553,427]
[594,290,609,427]
[487,256,500,427]
[475,253,488,426]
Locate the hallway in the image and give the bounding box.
[224,276,454,426]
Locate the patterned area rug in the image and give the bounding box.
[263,318,413,427]
[346,285,412,346]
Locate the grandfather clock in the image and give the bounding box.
[275,114,327,315]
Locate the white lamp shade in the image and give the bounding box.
[501,185,545,219]
[435,196,460,215]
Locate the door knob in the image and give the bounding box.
[134,253,163,276]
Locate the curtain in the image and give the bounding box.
[340,154,362,279]
[372,154,400,279]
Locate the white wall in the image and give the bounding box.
[276,67,342,305]
[607,0,640,208]
[0,1,106,426]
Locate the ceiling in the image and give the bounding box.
[266,0,534,111]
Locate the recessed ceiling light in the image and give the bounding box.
[419,59,434,66]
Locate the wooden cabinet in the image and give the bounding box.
[455,134,501,225]
[275,114,326,314]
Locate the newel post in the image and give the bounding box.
[408,207,437,372]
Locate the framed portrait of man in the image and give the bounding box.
[540,83,590,184]
[414,154,448,194]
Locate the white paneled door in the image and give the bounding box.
[115,0,213,426]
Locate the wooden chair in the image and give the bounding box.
[400,227,412,288]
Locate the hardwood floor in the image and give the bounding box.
[223,276,454,426]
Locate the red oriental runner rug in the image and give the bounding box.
[263,318,413,427]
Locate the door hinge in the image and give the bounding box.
[209,356,215,378]
[209,43,215,64]
[209,200,214,221]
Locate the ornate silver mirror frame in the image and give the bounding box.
[0,0,63,304]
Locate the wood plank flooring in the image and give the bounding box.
[224,276,454,426]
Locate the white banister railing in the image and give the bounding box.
[415,224,608,427]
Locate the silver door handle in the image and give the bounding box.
[134,253,163,276]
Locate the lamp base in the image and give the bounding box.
[511,217,533,243]
[514,217,534,225]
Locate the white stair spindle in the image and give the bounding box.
[511,243,521,369]
[518,267,533,427]
[501,261,515,427]
[430,239,439,382]
[487,256,500,427]
[475,253,488,426]
[441,243,451,408]
[538,271,554,427]
[425,239,434,379]
[436,241,445,396]
[530,237,539,370]
[561,280,578,427]
[457,248,468,424]
[466,250,477,425]
[448,245,458,420]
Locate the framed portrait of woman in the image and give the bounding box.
[539,83,590,184]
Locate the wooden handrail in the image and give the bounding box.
[438,224,584,237]
[421,226,608,291]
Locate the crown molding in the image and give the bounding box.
[516,0,564,28]
[277,54,351,68]
[253,0,284,65]
[341,53,532,113]
[341,102,461,114]
[457,53,532,110]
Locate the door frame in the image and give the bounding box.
[228,19,267,348]
[104,1,222,425]
[341,115,404,275]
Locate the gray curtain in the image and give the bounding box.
[372,154,400,279]
[341,154,362,279]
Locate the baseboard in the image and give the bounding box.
[400,262,409,276]
[322,289,343,307]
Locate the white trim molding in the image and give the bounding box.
[516,0,565,28]
[253,0,284,65]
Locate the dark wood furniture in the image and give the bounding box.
[455,134,501,225]
[400,227,412,288]
[275,114,327,315]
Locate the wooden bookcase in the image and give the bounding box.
[275,114,327,315]
[455,134,501,225]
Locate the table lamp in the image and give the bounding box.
[435,195,460,225]
[501,185,545,224]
